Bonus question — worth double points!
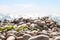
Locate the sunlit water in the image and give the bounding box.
[0,13,60,23]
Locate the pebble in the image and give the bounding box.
[29,35,49,40]
[23,34,31,40]
[54,36,60,40]
[6,36,15,40]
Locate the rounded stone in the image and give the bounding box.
[23,34,31,40]
[6,36,15,40]
[29,35,49,40]
[54,36,60,40]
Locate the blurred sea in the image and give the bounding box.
[0,13,60,23]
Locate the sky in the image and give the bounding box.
[0,0,60,18]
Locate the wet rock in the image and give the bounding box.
[29,35,49,40]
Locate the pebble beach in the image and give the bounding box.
[0,16,60,40]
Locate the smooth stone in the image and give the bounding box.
[6,36,15,40]
[23,34,31,40]
[16,36,23,40]
[29,35,49,40]
[0,34,6,40]
[54,36,60,40]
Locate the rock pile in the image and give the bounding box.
[0,16,60,40]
